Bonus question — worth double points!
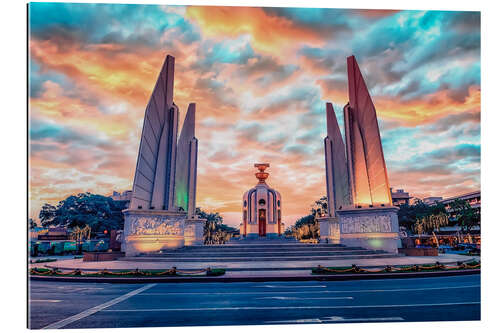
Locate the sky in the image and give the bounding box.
[28,3,480,228]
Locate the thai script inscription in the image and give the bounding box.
[127,216,183,236]
[340,215,392,234]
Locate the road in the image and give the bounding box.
[28,275,480,329]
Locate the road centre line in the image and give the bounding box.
[42,284,156,329]
[257,285,327,288]
[137,284,480,296]
[255,296,353,300]
[101,301,480,312]
[265,316,405,323]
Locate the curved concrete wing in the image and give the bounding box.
[175,103,198,217]
[130,55,179,211]
[345,55,392,206]
[324,102,352,216]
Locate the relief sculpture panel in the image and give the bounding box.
[340,214,392,234]
[126,215,184,236]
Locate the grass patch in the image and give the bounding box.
[206,268,226,276]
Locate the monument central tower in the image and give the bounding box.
[241,164,283,238]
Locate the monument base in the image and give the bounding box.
[184,218,206,246]
[122,209,187,257]
[318,216,340,244]
[337,206,401,253]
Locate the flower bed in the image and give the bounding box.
[29,267,226,278]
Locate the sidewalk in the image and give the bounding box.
[32,253,478,272]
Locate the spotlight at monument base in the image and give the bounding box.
[368,238,384,249]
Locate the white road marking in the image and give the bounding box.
[255,296,353,300]
[42,284,156,329]
[257,285,326,288]
[266,316,404,323]
[101,301,480,312]
[30,300,61,303]
[269,318,322,323]
[138,284,480,296]
[55,286,104,291]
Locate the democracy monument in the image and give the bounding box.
[121,53,400,256]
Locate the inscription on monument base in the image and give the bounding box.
[126,216,184,236]
[337,206,400,253]
[122,210,188,256]
[340,215,393,234]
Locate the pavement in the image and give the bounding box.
[32,253,479,272]
[28,274,480,329]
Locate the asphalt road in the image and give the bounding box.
[28,275,480,329]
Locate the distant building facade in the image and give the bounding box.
[423,196,443,205]
[440,190,481,211]
[390,188,410,206]
[110,190,132,209]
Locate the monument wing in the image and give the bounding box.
[175,103,198,217]
[130,55,178,211]
[324,102,352,215]
[346,55,392,206]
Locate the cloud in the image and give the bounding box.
[186,6,325,57]
[28,4,480,226]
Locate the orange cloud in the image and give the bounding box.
[318,78,481,126]
[374,86,481,125]
[351,9,400,18]
[186,6,324,56]
[31,39,165,107]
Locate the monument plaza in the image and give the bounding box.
[120,53,401,255]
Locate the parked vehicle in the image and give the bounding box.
[35,241,51,255]
[63,241,78,254]
[82,239,109,252]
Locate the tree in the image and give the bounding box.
[196,207,236,244]
[28,218,37,230]
[413,213,449,235]
[449,199,480,232]
[38,192,127,234]
[311,196,328,217]
[290,218,319,240]
[397,200,448,233]
[39,203,57,226]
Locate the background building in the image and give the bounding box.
[390,188,410,206]
[110,190,132,209]
[423,196,443,205]
[440,190,481,211]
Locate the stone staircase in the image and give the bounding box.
[123,239,397,262]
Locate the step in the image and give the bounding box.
[172,245,363,251]
[143,250,386,258]
[187,243,347,248]
[123,253,397,262]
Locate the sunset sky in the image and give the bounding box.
[28,3,480,227]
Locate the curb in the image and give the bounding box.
[30,268,480,284]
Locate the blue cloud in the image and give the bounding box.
[29,3,200,47]
[205,39,256,65]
